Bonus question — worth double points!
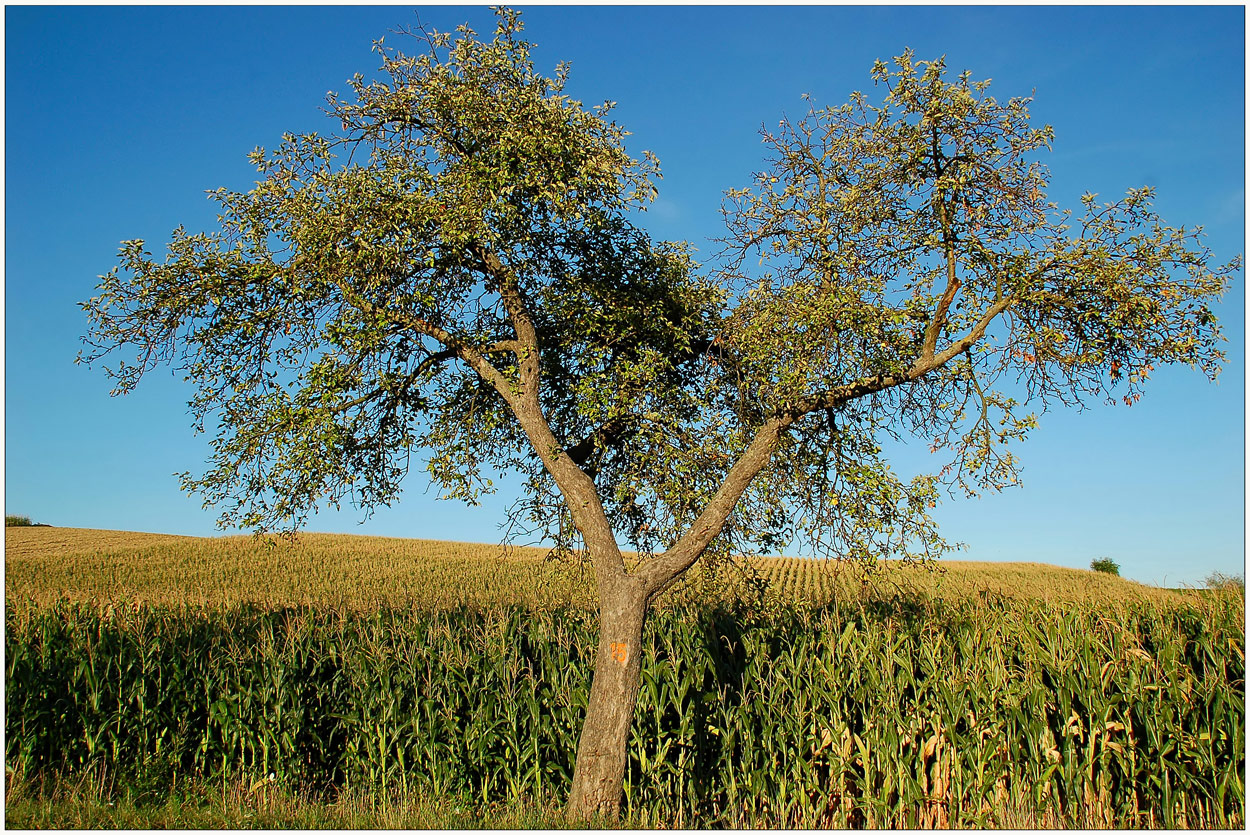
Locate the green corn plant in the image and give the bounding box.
[4,594,1243,826]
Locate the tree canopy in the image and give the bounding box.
[83,15,1234,572]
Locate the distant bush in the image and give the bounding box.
[6,515,33,527]
[1204,572,1245,594]
[1090,558,1120,576]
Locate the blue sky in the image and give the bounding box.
[5,5,1244,587]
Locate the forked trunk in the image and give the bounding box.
[565,580,649,821]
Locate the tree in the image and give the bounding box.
[1091,557,1120,576]
[80,9,1237,820]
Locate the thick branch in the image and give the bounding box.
[637,416,791,597]
[793,294,1016,418]
[327,272,518,406]
[323,341,517,415]
[922,140,961,361]
[464,244,629,579]
[922,255,962,361]
[634,291,1016,599]
[470,242,541,395]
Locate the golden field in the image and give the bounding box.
[5,525,1188,612]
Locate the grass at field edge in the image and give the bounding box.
[3,771,629,830]
[7,770,1177,830]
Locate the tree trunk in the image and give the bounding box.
[565,579,649,821]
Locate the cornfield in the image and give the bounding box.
[5,526,1190,611]
[6,589,1244,827]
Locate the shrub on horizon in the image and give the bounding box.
[1204,571,1245,594]
[1091,558,1120,576]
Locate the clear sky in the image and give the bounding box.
[5,5,1244,588]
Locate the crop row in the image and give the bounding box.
[6,595,1243,827]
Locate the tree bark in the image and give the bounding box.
[565,577,650,821]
